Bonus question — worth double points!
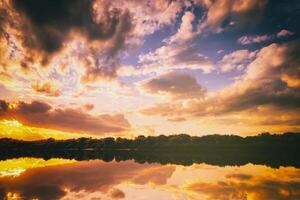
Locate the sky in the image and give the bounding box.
[0,0,300,140]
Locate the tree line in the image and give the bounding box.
[0,132,299,168]
[0,132,299,151]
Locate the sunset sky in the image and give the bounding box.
[0,0,300,140]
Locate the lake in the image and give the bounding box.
[0,156,299,200]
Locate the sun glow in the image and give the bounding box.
[5,192,22,200]
[0,119,94,141]
[8,102,18,109]
[2,119,23,127]
[0,158,76,177]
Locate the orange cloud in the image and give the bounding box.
[110,188,125,199]
[31,81,61,97]
[0,100,130,135]
[281,74,300,88]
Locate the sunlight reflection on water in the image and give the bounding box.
[0,158,299,200]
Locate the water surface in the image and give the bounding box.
[0,157,300,200]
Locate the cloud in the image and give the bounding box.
[122,43,212,76]
[0,0,190,107]
[196,0,268,33]
[217,49,225,54]
[142,71,206,99]
[10,0,129,53]
[0,100,130,135]
[166,11,196,44]
[122,0,267,78]
[84,103,95,111]
[118,7,214,78]
[167,117,186,122]
[0,84,15,99]
[277,29,294,38]
[140,40,300,128]
[110,188,125,199]
[0,0,186,84]
[281,74,300,88]
[238,34,274,45]
[1,1,126,82]
[0,100,8,113]
[137,42,208,69]
[31,81,61,97]
[79,10,133,82]
[218,49,257,72]
[122,0,183,36]
[226,173,253,180]
[238,29,294,46]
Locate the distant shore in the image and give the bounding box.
[0,132,299,168]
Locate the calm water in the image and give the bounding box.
[0,157,299,200]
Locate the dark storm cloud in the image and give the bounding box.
[0,0,133,80]
[81,10,132,82]
[0,99,130,134]
[11,0,122,53]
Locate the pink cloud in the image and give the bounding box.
[277,29,294,38]
[238,34,273,45]
[218,49,257,72]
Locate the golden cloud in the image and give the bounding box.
[0,99,130,135]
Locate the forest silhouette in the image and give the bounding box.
[0,132,299,168]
